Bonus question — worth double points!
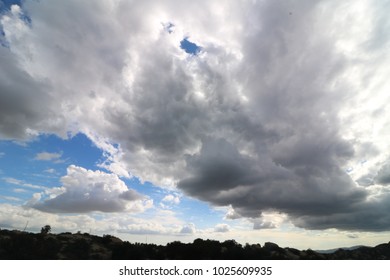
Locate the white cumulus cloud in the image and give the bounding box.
[162,194,180,205]
[31,165,152,213]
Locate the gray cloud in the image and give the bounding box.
[347,234,359,239]
[375,161,390,185]
[179,138,266,196]
[356,175,375,187]
[1,0,389,231]
[253,219,276,230]
[214,223,230,233]
[119,189,144,201]
[180,223,196,234]
[35,151,62,161]
[292,193,390,231]
[0,47,65,139]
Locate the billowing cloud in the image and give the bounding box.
[180,223,196,234]
[214,223,230,233]
[253,219,276,230]
[1,0,389,232]
[375,161,390,185]
[31,165,152,213]
[224,206,242,220]
[162,194,180,205]
[0,5,65,139]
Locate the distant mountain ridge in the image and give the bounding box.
[1,229,389,260]
[315,245,368,254]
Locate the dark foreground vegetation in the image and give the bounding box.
[1,228,390,260]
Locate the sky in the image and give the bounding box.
[0,0,390,250]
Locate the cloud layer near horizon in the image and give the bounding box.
[1,0,390,231]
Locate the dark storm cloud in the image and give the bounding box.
[292,192,390,231]
[178,138,367,216]
[175,0,387,231]
[179,138,264,196]
[375,161,390,185]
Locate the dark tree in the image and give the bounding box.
[40,225,51,235]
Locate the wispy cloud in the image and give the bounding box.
[34,152,63,162]
[44,168,56,174]
[4,177,47,190]
[0,195,22,202]
[13,188,28,193]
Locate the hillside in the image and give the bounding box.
[1,229,389,260]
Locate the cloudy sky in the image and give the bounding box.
[1,0,389,250]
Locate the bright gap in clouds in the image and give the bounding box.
[180,37,201,55]
[0,134,103,199]
[162,21,201,55]
[0,0,22,11]
[0,0,30,48]
[0,0,30,23]
[0,1,20,46]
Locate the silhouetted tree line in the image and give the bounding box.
[1,228,390,260]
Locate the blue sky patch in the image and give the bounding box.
[180,38,201,55]
[0,133,104,195]
[0,0,22,13]
[0,131,221,231]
